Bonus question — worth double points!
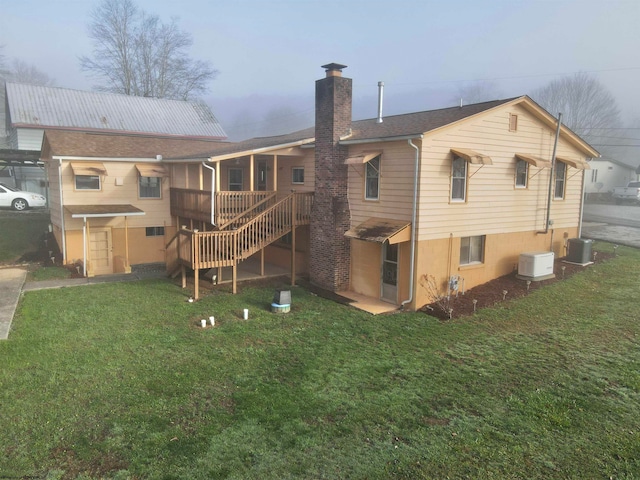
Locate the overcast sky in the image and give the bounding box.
[2,0,640,141]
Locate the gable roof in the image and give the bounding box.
[5,82,226,139]
[203,96,598,161]
[41,130,229,160]
[590,156,636,170]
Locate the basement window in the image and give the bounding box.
[460,235,485,265]
[146,226,165,237]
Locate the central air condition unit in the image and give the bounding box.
[517,251,555,280]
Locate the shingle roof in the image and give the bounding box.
[6,82,227,139]
[203,98,518,159]
[41,130,229,160]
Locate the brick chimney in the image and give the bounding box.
[310,63,352,291]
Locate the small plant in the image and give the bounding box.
[419,274,451,318]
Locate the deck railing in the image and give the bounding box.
[167,192,313,272]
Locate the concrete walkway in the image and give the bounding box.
[0,268,27,340]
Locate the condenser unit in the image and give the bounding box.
[517,251,555,280]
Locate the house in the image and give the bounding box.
[40,131,227,276]
[43,63,599,313]
[584,157,637,197]
[2,82,226,200]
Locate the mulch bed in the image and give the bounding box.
[424,251,615,320]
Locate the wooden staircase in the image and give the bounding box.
[166,192,313,298]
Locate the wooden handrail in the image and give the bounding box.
[217,191,277,230]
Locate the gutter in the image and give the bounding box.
[401,136,423,311]
[340,133,425,146]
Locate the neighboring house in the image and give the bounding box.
[584,157,637,195]
[42,64,599,313]
[40,131,227,276]
[2,82,226,200]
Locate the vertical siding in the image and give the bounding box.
[417,103,588,240]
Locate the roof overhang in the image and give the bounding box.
[451,148,493,165]
[344,151,382,165]
[345,218,411,244]
[0,149,42,164]
[515,153,551,168]
[557,155,590,170]
[70,161,108,176]
[67,204,145,218]
[135,164,168,177]
[206,138,315,163]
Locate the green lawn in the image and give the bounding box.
[0,211,51,263]
[1,243,639,479]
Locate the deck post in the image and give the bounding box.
[291,196,297,286]
[260,248,265,276]
[194,266,199,300]
[124,215,130,273]
[232,230,238,294]
[181,265,186,289]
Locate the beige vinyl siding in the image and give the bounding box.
[276,152,315,193]
[47,160,62,228]
[417,103,587,241]
[347,141,415,227]
[60,160,172,231]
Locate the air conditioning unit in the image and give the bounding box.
[518,251,555,280]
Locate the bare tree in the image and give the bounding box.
[80,0,217,100]
[6,59,55,86]
[453,81,502,106]
[532,73,622,138]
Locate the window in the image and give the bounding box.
[509,114,518,132]
[139,176,161,198]
[229,168,243,191]
[591,169,598,183]
[75,175,100,191]
[365,156,380,200]
[292,167,304,184]
[145,226,165,237]
[451,156,467,201]
[515,159,528,188]
[554,161,566,199]
[460,235,485,265]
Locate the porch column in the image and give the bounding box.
[86,219,92,277]
[198,163,204,190]
[124,216,131,273]
[291,196,296,286]
[249,155,255,191]
[273,155,278,191]
[184,164,189,189]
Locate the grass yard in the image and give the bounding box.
[1,242,639,479]
[0,210,51,263]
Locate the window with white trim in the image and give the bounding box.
[75,175,100,191]
[460,235,485,265]
[139,176,161,198]
[554,161,566,199]
[451,156,467,201]
[145,226,165,237]
[292,167,304,184]
[228,168,243,191]
[365,156,380,200]
[515,159,528,188]
[591,169,598,183]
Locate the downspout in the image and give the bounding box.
[578,161,588,238]
[57,159,67,263]
[539,112,562,236]
[82,217,87,277]
[202,161,216,226]
[401,136,422,311]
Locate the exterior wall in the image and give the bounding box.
[347,140,415,227]
[15,128,45,150]
[52,159,174,270]
[276,153,315,193]
[412,226,579,309]
[417,103,588,240]
[584,159,636,194]
[263,226,311,273]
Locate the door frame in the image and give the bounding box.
[89,227,113,276]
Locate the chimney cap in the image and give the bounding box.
[321,63,348,77]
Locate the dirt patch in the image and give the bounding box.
[424,251,614,320]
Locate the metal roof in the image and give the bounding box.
[5,82,227,139]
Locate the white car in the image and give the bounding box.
[0,183,47,211]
